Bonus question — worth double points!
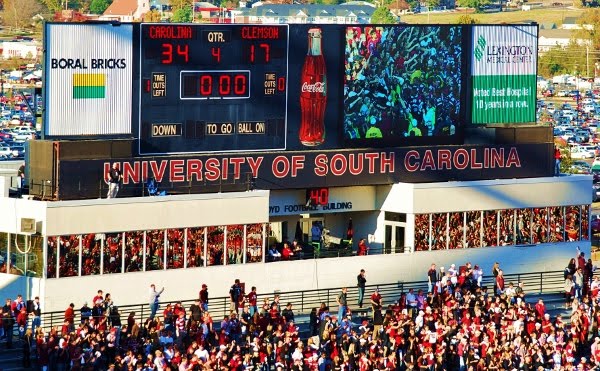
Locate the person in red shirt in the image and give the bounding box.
[92,290,104,307]
[357,238,369,256]
[554,146,561,176]
[64,303,75,333]
[495,269,505,295]
[281,242,294,260]
[247,286,258,316]
[535,298,546,320]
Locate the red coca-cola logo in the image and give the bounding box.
[301,81,326,93]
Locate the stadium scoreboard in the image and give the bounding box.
[139,24,289,155]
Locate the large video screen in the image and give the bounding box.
[343,26,463,142]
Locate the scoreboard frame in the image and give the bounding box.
[138,23,290,156]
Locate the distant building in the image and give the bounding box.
[1,42,40,60]
[538,28,590,53]
[101,0,150,21]
[233,3,376,24]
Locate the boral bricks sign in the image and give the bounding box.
[56,144,553,199]
[44,23,133,136]
[471,25,538,124]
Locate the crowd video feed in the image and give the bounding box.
[343,26,462,141]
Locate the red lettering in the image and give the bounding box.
[241,26,280,40]
[170,159,185,182]
[291,156,305,177]
[404,151,420,172]
[380,152,394,173]
[205,158,220,181]
[330,154,347,176]
[420,150,436,171]
[314,154,328,176]
[437,150,452,170]
[246,157,263,178]
[122,162,140,184]
[453,149,469,170]
[364,153,379,174]
[142,161,149,182]
[272,156,289,178]
[348,153,364,175]
[229,157,245,179]
[506,147,521,167]
[483,148,490,168]
[103,162,111,183]
[491,148,504,167]
[187,159,203,181]
[150,160,168,182]
[221,158,229,180]
[470,149,483,169]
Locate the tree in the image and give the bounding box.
[538,42,587,78]
[371,6,396,23]
[89,0,111,14]
[144,9,161,22]
[456,14,478,23]
[42,0,88,11]
[170,0,189,10]
[576,9,600,52]
[171,5,193,22]
[455,0,491,10]
[2,0,42,29]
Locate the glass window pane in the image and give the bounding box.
[59,235,80,278]
[167,229,184,269]
[582,205,590,241]
[431,213,447,251]
[46,236,57,278]
[549,207,565,242]
[448,212,463,249]
[566,206,581,242]
[124,232,143,272]
[12,234,43,277]
[414,214,430,251]
[465,211,482,248]
[226,225,244,265]
[207,226,224,266]
[81,234,101,276]
[483,211,498,247]
[104,233,124,274]
[145,230,164,271]
[29,235,43,277]
[500,210,515,246]
[532,208,549,244]
[516,209,532,245]
[246,224,263,263]
[186,227,205,268]
[0,232,7,274]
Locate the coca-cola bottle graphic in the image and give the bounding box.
[299,28,327,146]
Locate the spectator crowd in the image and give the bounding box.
[1,251,600,370]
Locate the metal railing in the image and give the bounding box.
[38,269,567,332]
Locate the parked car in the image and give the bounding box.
[0,144,12,157]
[570,145,594,159]
[570,160,592,174]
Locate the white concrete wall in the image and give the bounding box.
[381,176,591,214]
[0,198,47,234]
[39,240,586,312]
[44,191,269,235]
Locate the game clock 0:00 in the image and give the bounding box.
[138,24,289,155]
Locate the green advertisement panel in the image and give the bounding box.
[472,74,536,124]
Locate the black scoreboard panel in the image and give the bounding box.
[139,24,289,155]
